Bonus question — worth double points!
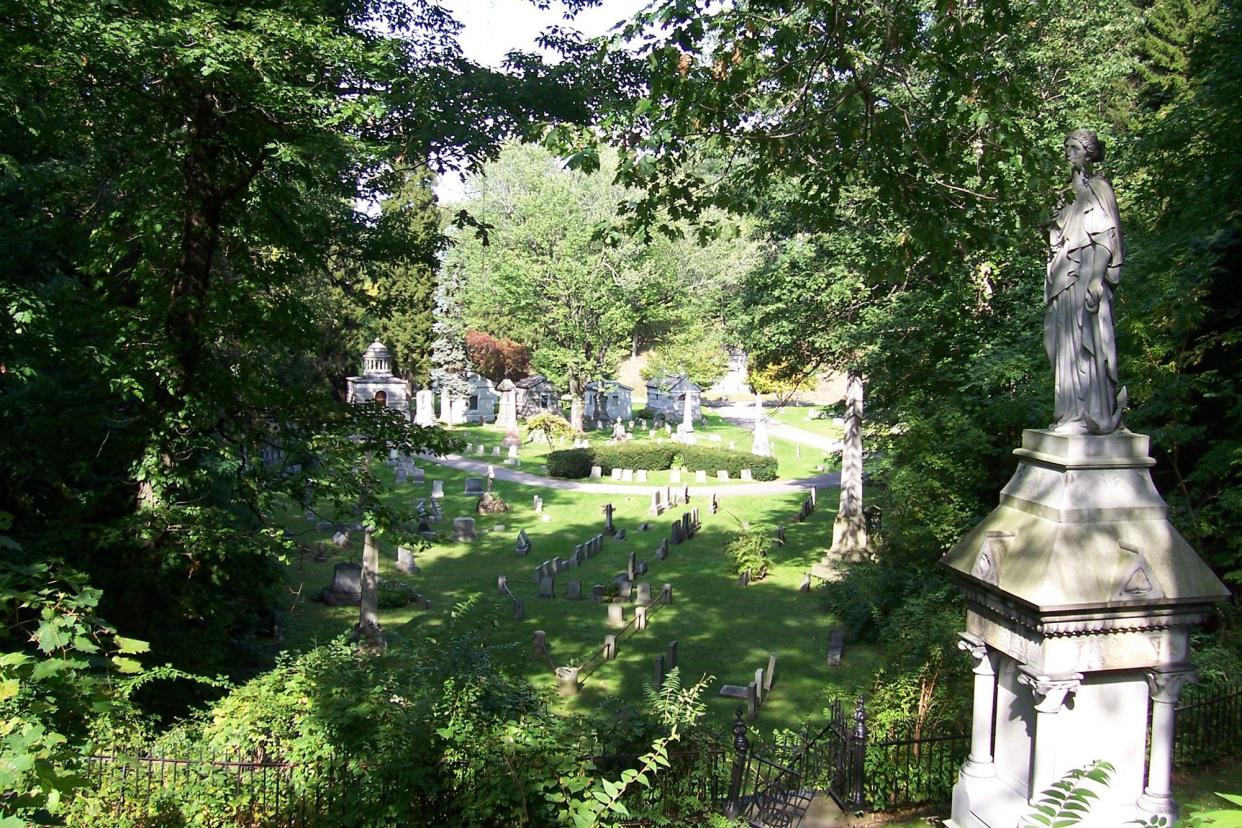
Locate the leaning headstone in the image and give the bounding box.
[627,551,637,581]
[653,654,666,687]
[799,573,812,592]
[765,653,777,693]
[695,470,707,483]
[615,528,627,541]
[827,629,844,668]
[754,668,766,703]
[566,579,582,600]
[590,465,603,480]
[603,503,615,536]
[656,538,669,560]
[635,561,647,576]
[465,477,484,496]
[809,487,817,507]
[515,529,532,557]
[452,517,477,542]
[396,546,417,574]
[539,575,555,598]
[431,480,444,499]
[607,602,626,628]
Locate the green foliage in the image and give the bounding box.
[547,448,596,479]
[679,446,778,481]
[593,443,679,474]
[722,531,770,579]
[1022,760,1114,827]
[526,413,577,447]
[643,326,732,389]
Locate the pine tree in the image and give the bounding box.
[430,261,472,399]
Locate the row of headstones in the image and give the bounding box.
[667,509,702,547]
[719,653,778,720]
[393,465,426,485]
[468,443,521,462]
[590,466,759,483]
[598,583,673,650]
[648,485,694,516]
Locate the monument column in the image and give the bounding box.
[1018,670,1081,802]
[1139,667,1196,819]
[958,633,998,778]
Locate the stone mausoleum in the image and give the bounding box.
[345,340,410,419]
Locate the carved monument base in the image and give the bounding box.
[943,430,1226,828]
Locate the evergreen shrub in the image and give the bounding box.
[546,448,594,478]
[592,443,678,473]
[680,445,778,480]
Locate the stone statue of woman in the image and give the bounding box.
[1042,128,1127,434]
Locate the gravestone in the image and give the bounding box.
[414,388,436,427]
[740,469,753,482]
[396,546,417,574]
[754,668,766,703]
[603,503,615,536]
[670,522,683,545]
[604,634,617,660]
[657,538,669,560]
[637,469,649,482]
[411,467,425,483]
[696,470,707,483]
[717,470,730,481]
[827,630,844,668]
[738,569,750,587]
[315,520,333,531]
[611,468,623,481]
[615,528,627,541]
[332,530,350,549]
[635,561,647,576]
[464,477,485,496]
[395,467,407,485]
[567,579,582,600]
[515,529,532,557]
[532,629,549,657]
[431,480,444,499]
[590,465,603,480]
[621,468,634,482]
[591,584,606,601]
[322,562,361,606]
[660,583,672,604]
[533,495,543,513]
[452,517,477,542]
[616,579,633,601]
[627,551,637,581]
[683,485,690,504]
[799,573,812,592]
[512,598,524,621]
[507,444,519,460]
[635,605,648,631]
[666,640,679,670]
[765,653,777,693]
[539,575,555,598]
[497,575,508,594]
[639,522,653,532]
[670,468,682,483]
[636,582,652,605]
[607,603,626,628]
[653,654,666,687]
[650,491,662,516]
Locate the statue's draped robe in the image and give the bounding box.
[1044,175,1126,433]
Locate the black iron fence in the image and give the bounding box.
[1174,681,1242,767]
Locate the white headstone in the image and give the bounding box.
[414,389,436,427]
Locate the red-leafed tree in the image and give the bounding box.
[466,330,530,382]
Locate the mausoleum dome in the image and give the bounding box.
[362,340,393,375]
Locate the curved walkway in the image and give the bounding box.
[714,403,843,454]
[427,453,840,497]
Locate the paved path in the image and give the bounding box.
[714,403,844,454]
[426,453,840,497]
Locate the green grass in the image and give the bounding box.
[273,457,867,736]
[447,417,835,485]
[766,404,846,440]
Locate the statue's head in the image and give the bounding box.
[1064,129,1104,167]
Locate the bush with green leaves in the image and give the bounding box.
[723,530,771,579]
[526,413,577,447]
[547,448,596,478]
[679,445,778,480]
[592,443,679,473]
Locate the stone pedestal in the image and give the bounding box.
[943,429,1227,828]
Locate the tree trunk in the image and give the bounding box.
[360,527,381,641]
[570,393,584,431]
[831,370,868,555]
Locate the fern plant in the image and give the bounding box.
[1022,760,1114,827]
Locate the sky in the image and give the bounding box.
[434,0,648,200]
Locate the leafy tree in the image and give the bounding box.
[466,329,532,382]
[430,261,473,402]
[451,142,644,429]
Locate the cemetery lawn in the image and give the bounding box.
[766,405,847,441]
[273,458,875,735]
[451,417,836,484]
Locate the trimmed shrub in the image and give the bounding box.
[547,448,594,478]
[680,445,778,480]
[592,443,678,473]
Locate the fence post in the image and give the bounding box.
[849,696,868,810]
[723,708,749,819]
